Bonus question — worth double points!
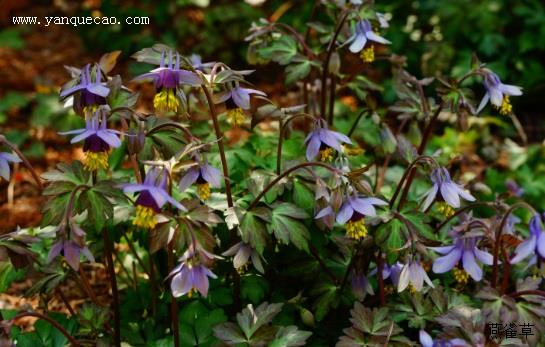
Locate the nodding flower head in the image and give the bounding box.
[510,213,545,265]
[222,242,265,274]
[133,50,201,113]
[422,167,475,217]
[59,110,121,171]
[397,259,434,293]
[48,224,94,271]
[169,244,218,298]
[419,330,467,347]
[346,19,391,63]
[0,151,22,181]
[476,70,522,116]
[122,168,187,229]
[335,193,387,240]
[305,119,352,162]
[179,160,222,201]
[216,84,266,127]
[431,232,493,282]
[60,64,110,115]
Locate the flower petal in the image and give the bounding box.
[365,31,391,45]
[336,203,354,224]
[349,35,367,53]
[462,250,482,281]
[179,167,199,192]
[476,93,490,114]
[440,182,461,208]
[510,236,537,264]
[421,184,439,211]
[201,164,222,188]
[305,133,321,161]
[433,248,462,274]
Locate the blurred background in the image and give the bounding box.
[1,0,545,231]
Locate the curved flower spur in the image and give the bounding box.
[133,49,202,114]
[58,108,122,171]
[59,63,110,115]
[122,167,187,230]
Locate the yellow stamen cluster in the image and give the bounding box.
[318,147,335,162]
[197,183,211,200]
[408,284,418,294]
[236,263,249,275]
[346,218,368,240]
[187,288,195,298]
[227,107,245,127]
[453,267,469,285]
[84,152,109,171]
[497,96,512,115]
[360,46,375,63]
[384,285,394,295]
[153,89,179,113]
[133,205,157,229]
[437,202,455,217]
[83,105,99,115]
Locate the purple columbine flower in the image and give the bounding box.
[222,242,265,274]
[179,160,221,201]
[476,70,522,115]
[60,64,110,114]
[510,213,545,264]
[335,193,387,240]
[505,179,524,197]
[431,233,493,282]
[133,50,201,113]
[169,245,217,298]
[59,110,121,171]
[215,84,266,127]
[123,168,187,229]
[351,271,374,300]
[0,152,21,181]
[48,224,94,271]
[345,19,390,62]
[398,259,434,293]
[305,119,352,162]
[422,167,475,217]
[419,330,468,347]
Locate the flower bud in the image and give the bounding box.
[300,308,315,327]
[127,126,145,155]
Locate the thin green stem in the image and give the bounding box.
[276,114,316,174]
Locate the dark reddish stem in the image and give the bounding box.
[102,229,121,347]
[397,103,444,210]
[276,114,316,174]
[320,11,349,119]
[507,290,545,299]
[0,136,43,191]
[201,86,234,208]
[377,254,386,306]
[248,162,341,210]
[168,243,180,347]
[11,311,80,346]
